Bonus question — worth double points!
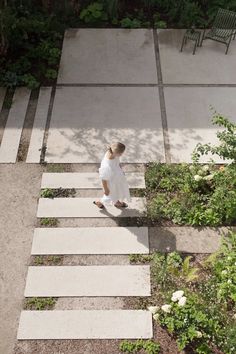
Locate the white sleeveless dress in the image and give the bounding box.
[98,153,131,206]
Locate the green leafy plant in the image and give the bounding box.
[120,17,141,28]
[24,297,56,310]
[40,217,58,227]
[40,188,55,198]
[120,339,160,354]
[80,2,108,24]
[192,111,236,164]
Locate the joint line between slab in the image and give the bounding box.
[40,85,57,163]
[153,29,171,163]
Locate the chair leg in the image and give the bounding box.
[193,41,197,55]
[200,29,206,46]
[225,37,232,54]
[180,35,186,52]
[233,31,236,40]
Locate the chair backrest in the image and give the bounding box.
[213,8,236,30]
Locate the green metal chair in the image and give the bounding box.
[200,8,236,54]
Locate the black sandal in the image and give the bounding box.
[115,202,128,208]
[93,201,105,209]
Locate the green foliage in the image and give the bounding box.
[40,188,55,198]
[120,339,160,354]
[146,161,236,226]
[120,17,141,28]
[192,111,236,164]
[200,231,236,307]
[158,293,214,352]
[80,2,108,23]
[24,297,56,310]
[149,232,236,353]
[40,217,58,226]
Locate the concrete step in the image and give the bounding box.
[0,88,30,163]
[17,310,153,339]
[41,172,145,189]
[31,227,149,255]
[24,265,151,297]
[37,197,146,218]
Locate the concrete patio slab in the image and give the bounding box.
[24,265,151,296]
[0,88,30,163]
[26,87,51,163]
[149,227,231,253]
[31,227,149,255]
[41,172,145,189]
[37,197,146,218]
[57,28,157,84]
[164,86,236,163]
[158,29,236,84]
[17,310,153,339]
[45,86,164,163]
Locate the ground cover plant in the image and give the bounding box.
[129,231,236,354]
[146,114,236,226]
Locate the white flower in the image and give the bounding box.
[233,314,236,320]
[227,256,232,261]
[202,165,210,172]
[204,174,214,181]
[171,290,184,302]
[178,296,187,307]
[228,279,232,284]
[147,306,159,314]
[194,175,202,181]
[153,313,159,321]
[196,331,202,338]
[161,304,171,313]
[221,270,228,275]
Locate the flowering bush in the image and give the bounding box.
[146,162,236,226]
[147,232,236,354]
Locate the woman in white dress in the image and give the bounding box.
[93,142,131,209]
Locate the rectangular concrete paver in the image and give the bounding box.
[158,29,236,84]
[24,265,151,297]
[0,88,30,163]
[45,86,164,163]
[57,28,157,84]
[37,197,146,218]
[41,172,145,189]
[31,227,149,255]
[26,87,52,163]
[164,87,236,163]
[149,226,230,253]
[17,310,153,339]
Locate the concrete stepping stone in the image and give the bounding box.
[31,227,149,255]
[0,87,6,112]
[17,310,153,339]
[0,87,30,163]
[26,87,52,163]
[41,172,145,189]
[37,197,146,218]
[24,265,150,297]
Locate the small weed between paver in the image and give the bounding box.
[40,217,59,227]
[32,255,63,266]
[129,254,154,264]
[24,297,57,310]
[130,188,146,197]
[45,164,70,172]
[40,187,76,198]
